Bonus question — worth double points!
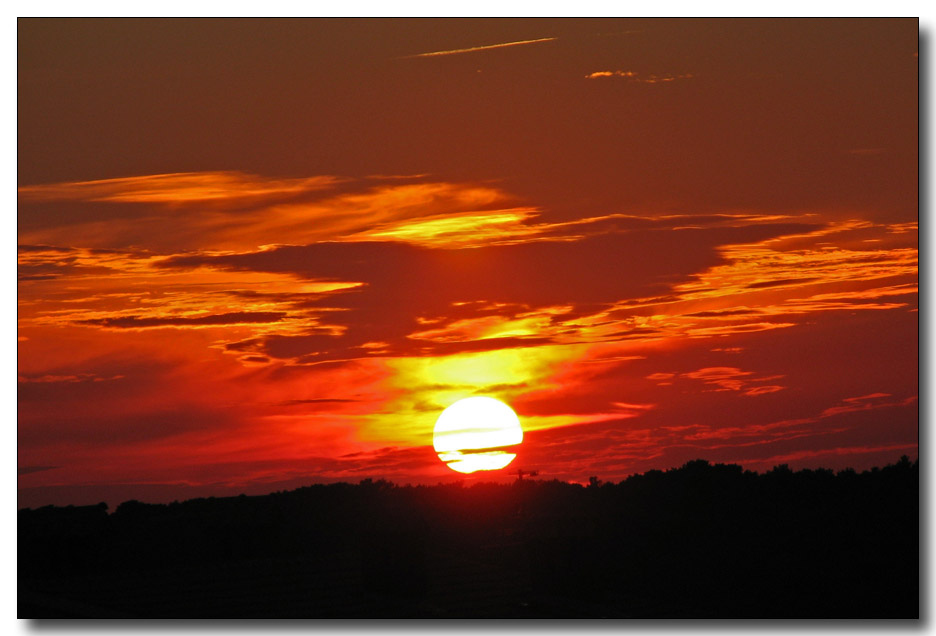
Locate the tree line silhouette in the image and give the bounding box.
[19,457,918,618]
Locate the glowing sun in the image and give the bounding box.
[433,396,523,474]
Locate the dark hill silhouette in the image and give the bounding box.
[19,457,918,618]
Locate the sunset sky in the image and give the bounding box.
[17,18,918,508]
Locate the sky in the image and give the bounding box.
[16,18,919,509]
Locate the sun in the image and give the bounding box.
[433,396,523,474]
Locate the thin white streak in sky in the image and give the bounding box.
[401,37,557,59]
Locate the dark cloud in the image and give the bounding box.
[160,222,817,362]
[17,358,249,449]
[686,308,762,317]
[19,406,244,447]
[279,398,360,406]
[18,465,59,475]
[18,244,76,253]
[746,277,822,289]
[78,311,287,329]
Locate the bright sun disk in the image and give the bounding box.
[432,396,523,474]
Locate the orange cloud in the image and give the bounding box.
[586,70,694,83]
[673,222,917,303]
[17,173,831,255]
[17,175,918,502]
[820,393,897,418]
[17,245,364,373]
[346,208,548,248]
[407,311,568,344]
[19,175,528,251]
[17,171,341,206]
[681,366,786,395]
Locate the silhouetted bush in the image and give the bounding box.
[19,457,918,618]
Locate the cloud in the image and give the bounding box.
[18,466,59,475]
[682,366,786,395]
[586,70,694,83]
[744,385,786,396]
[19,171,831,255]
[77,311,289,330]
[17,174,918,497]
[401,37,557,59]
[19,177,531,252]
[17,171,341,206]
[19,403,247,447]
[18,244,74,253]
[152,221,810,363]
[17,243,363,357]
[611,401,655,412]
[406,313,563,344]
[685,308,762,317]
[279,398,360,406]
[18,373,124,383]
[683,367,754,392]
[660,394,916,450]
[19,195,917,438]
[345,208,547,248]
[736,443,917,468]
[128,211,918,372]
[820,393,896,418]
[746,277,822,290]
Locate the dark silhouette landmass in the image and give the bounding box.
[19,457,918,618]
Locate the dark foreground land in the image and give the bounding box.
[19,458,919,618]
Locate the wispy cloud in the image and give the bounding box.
[586,70,694,83]
[736,443,918,469]
[18,171,342,206]
[18,176,526,251]
[18,466,59,475]
[18,373,124,384]
[345,208,545,248]
[78,311,289,330]
[402,37,557,59]
[17,172,918,496]
[682,367,786,395]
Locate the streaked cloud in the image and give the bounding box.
[682,366,786,395]
[78,311,290,330]
[346,208,547,248]
[821,393,896,418]
[17,174,917,500]
[18,466,59,475]
[18,171,342,206]
[18,373,124,384]
[736,443,918,469]
[666,394,918,461]
[19,176,528,251]
[402,37,557,59]
[586,70,694,83]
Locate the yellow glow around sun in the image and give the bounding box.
[433,396,523,473]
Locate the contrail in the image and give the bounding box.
[401,36,557,59]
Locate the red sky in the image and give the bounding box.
[17,18,918,508]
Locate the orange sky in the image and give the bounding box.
[17,18,918,508]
